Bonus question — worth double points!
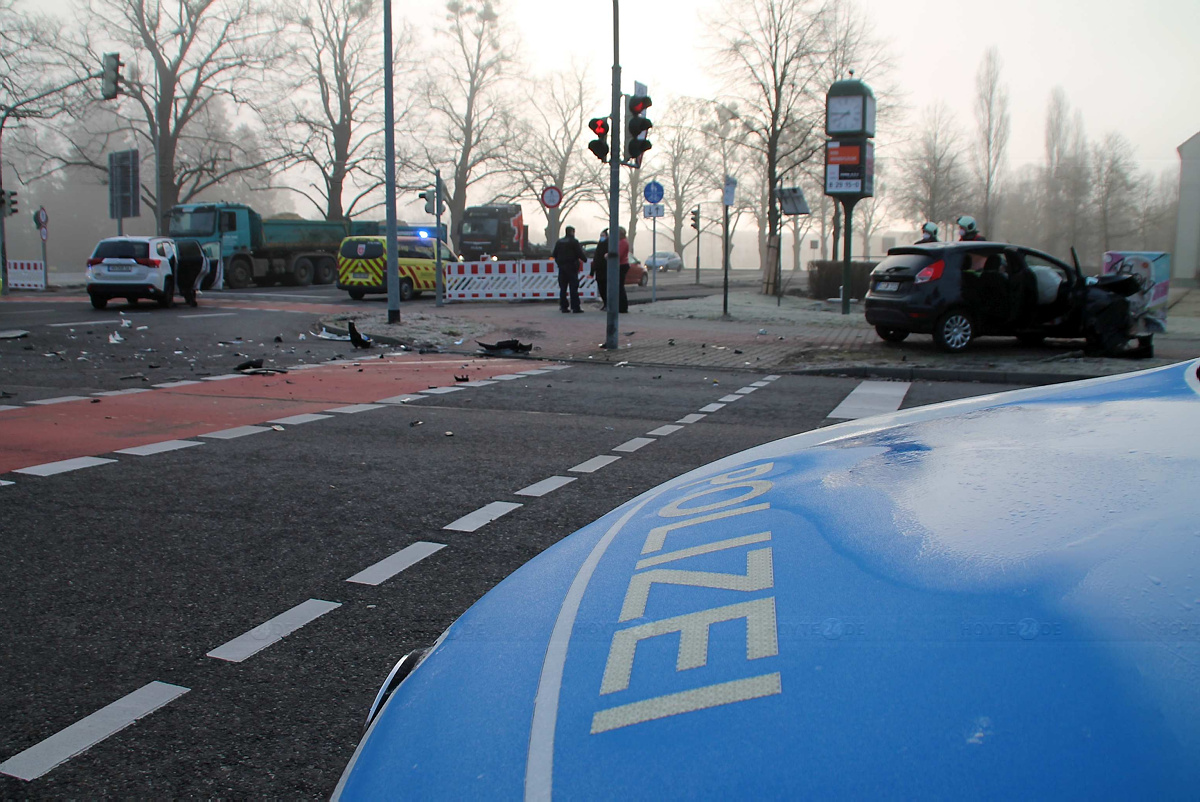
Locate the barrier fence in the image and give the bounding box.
[443,260,597,303]
[5,261,46,290]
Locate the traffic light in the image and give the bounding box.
[101,53,122,100]
[624,95,652,166]
[2,190,17,217]
[690,206,700,230]
[419,190,435,215]
[587,117,610,162]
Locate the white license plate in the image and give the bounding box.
[352,272,369,279]
[107,265,132,272]
[876,281,899,292]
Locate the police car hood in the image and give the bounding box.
[337,360,1200,799]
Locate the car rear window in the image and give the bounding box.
[341,240,384,259]
[93,240,150,259]
[873,252,942,274]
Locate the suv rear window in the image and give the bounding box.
[341,240,384,259]
[93,240,150,259]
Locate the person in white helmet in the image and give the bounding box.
[916,222,939,244]
[957,215,985,242]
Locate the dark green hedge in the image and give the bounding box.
[807,259,878,300]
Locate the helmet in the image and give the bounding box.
[921,222,938,237]
[956,215,978,235]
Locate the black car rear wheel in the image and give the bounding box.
[875,325,909,343]
[933,310,975,352]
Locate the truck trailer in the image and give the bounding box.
[168,203,385,289]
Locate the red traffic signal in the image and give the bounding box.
[628,95,652,115]
[624,95,653,165]
[587,116,610,162]
[589,117,609,137]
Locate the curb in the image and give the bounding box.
[786,364,1104,385]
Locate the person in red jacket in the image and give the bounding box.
[957,215,986,241]
[617,227,631,313]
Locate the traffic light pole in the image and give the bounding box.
[841,197,857,315]
[603,0,621,350]
[382,0,400,323]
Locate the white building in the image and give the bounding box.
[1175,132,1200,285]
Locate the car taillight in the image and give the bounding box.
[135,258,161,268]
[87,258,104,266]
[914,259,945,284]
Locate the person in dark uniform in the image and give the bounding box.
[916,222,939,244]
[591,229,609,310]
[551,225,587,313]
[957,215,986,241]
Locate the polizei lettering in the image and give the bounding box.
[591,463,782,734]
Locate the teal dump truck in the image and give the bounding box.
[168,202,385,288]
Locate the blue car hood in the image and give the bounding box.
[337,360,1200,799]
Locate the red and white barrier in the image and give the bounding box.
[443,260,598,303]
[6,261,46,290]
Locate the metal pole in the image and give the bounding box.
[650,213,656,303]
[40,231,47,288]
[604,0,620,350]
[383,0,400,323]
[841,197,857,315]
[694,207,700,285]
[722,202,730,318]
[0,114,9,296]
[434,167,444,307]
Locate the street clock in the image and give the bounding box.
[825,77,876,138]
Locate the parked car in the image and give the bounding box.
[646,251,684,271]
[334,358,1200,799]
[86,236,180,309]
[864,241,1141,353]
[581,240,647,286]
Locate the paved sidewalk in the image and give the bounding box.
[323,286,1200,385]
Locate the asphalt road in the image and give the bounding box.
[1,291,1023,797]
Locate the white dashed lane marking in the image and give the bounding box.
[0,681,189,781]
[46,319,125,328]
[718,395,743,403]
[199,425,271,440]
[0,405,21,412]
[489,374,524,380]
[93,388,152,397]
[736,387,758,394]
[27,396,88,405]
[14,456,117,477]
[419,386,465,395]
[750,381,770,388]
[647,424,683,436]
[376,394,426,404]
[570,455,621,473]
[268,413,333,425]
[613,437,655,453]
[181,312,237,319]
[516,476,577,497]
[325,404,386,414]
[676,414,706,424]
[152,380,202,388]
[0,480,14,487]
[459,380,498,387]
[201,374,246,382]
[115,440,204,456]
[827,380,912,420]
[206,599,341,663]
[444,501,524,532]
[346,542,446,586]
[698,403,725,413]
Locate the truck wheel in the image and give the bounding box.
[399,278,414,302]
[292,257,315,286]
[227,257,253,289]
[315,257,337,285]
[348,288,366,300]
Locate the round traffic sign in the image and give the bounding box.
[643,180,664,204]
[36,207,48,226]
[39,227,47,242]
[541,186,562,209]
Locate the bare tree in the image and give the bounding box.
[709,0,825,289]
[657,98,711,258]
[1041,87,1091,255]
[500,64,599,245]
[48,0,285,233]
[423,0,517,244]
[972,46,1009,239]
[857,163,887,258]
[1092,131,1137,252]
[897,102,969,230]
[1,0,68,162]
[269,0,402,221]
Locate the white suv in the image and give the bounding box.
[86,236,178,310]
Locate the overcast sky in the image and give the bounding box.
[465,0,1199,177]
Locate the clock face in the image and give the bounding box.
[827,95,863,133]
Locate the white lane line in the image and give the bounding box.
[647,424,683,436]
[750,381,770,387]
[201,374,246,381]
[419,386,465,395]
[0,405,22,412]
[570,455,621,473]
[699,403,725,413]
[115,440,204,456]
[286,364,327,370]
[827,380,912,420]
[325,404,386,414]
[718,395,743,403]
[268,413,332,425]
[764,375,781,381]
[14,457,117,477]
[207,599,342,663]
[736,387,758,394]
[47,319,125,328]
[153,380,202,388]
[517,369,552,375]
[92,388,152,397]
[542,365,572,371]
[376,394,426,404]
[676,414,706,424]
[181,312,237,319]
[459,380,498,387]
[0,681,189,782]
[346,542,446,586]
[489,374,524,380]
[27,396,89,405]
[516,476,577,497]
[613,437,655,453]
[444,501,524,532]
[0,480,14,487]
[199,425,271,440]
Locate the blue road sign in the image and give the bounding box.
[643,180,664,204]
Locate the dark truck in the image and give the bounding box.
[456,204,551,261]
[168,202,384,289]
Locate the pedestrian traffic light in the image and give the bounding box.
[587,117,610,162]
[2,190,17,217]
[690,206,700,230]
[624,95,652,166]
[101,52,122,100]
